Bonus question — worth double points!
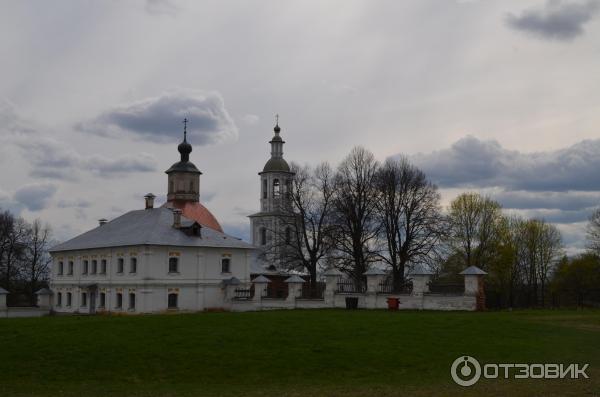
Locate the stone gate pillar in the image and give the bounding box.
[252,275,270,303]
[324,268,342,308]
[364,268,386,309]
[460,266,488,311]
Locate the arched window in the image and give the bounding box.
[66,292,72,307]
[262,179,268,199]
[273,179,280,197]
[189,181,194,192]
[168,293,178,309]
[57,292,62,307]
[260,228,267,246]
[169,180,174,193]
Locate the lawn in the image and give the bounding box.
[0,309,599,397]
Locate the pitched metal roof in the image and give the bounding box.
[459,266,488,275]
[50,207,254,252]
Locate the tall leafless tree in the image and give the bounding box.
[21,219,53,304]
[374,157,443,291]
[267,162,336,286]
[331,147,380,284]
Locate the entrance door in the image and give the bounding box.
[89,292,96,314]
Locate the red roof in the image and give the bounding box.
[162,200,223,233]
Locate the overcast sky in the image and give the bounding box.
[1,0,599,254]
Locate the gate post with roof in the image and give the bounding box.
[460,266,488,311]
[252,275,270,303]
[324,268,342,307]
[36,288,53,309]
[285,275,304,306]
[411,265,434,296]
[364,268,386,309]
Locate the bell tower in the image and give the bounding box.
[249,119,295,267]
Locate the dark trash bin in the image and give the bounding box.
[345,297,359,309]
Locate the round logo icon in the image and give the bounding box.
[451,356,481,387]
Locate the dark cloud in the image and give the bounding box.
[491,190,600,211]
[77,90,238,145]
[14,183,58,211]
[409,136,600,192]
[506,0,599,41]
[17,138,156,180]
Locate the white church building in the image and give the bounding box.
[48,121,289,314]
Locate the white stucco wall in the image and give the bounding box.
[50,244,253,314]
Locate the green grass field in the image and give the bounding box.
[0,309,599,397]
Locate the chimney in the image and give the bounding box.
[98,219,108,226]
[172,209,182,228]
[144,193,156,209]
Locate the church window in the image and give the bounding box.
[221,257,231,273]
[273,179,281,197]
[58,261,64,275]
[168,293,178,309]
[169,257,179,273]
[116,293,123,309]
[82,260,88,275]
[285,227,292,244]
[260,228,267,246]
[91,260,97,274]
[81,292,87,307]
[57,292,62,307]
[130,257,137,274]
[117,258,124,273]
[100,259,106,274]
[99,293,106,308]
[189,181,194,192]
[68,261,73,275]
[262,179,268,199]
[66,292,72,307]
[129,293,136,310]
[169,180,174,193]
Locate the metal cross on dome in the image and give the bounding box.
[183,118,188,140]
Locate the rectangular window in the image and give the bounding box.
[81,292,87,307]
[68,261,73,275]
[116,293,122,309]
[117,258,124,273]
[82,260,88,275]
[129,293,136,310]
[130,257,137,274]
[168,257,179,273]
[100,259,106,274]
[262,179,268,199]
[57,292,62,307]
[58,261,64,275]
[99,292,106,308]
[91,260,97,274]
[221,257,231,273]
[260,228,267,246]
[168,293,178,309]
[66,292,72,307]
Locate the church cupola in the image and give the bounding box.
[262,117,291,173]
[165,118,202,202]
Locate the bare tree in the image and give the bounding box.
[331,147,380,284]
[0,214,28,292]
[375,157,443,291]
[21,219,53,304]
[534,219,562,307]
[268,162,336,286]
